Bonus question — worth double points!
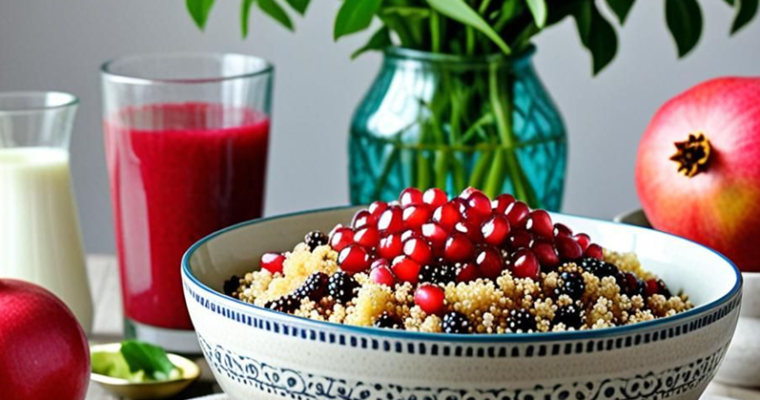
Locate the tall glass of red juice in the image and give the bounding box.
[101,54,273,352]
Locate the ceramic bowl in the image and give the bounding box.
[182,207,742,400]
[615,209,758,387]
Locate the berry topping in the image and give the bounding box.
[265,295,300,313]
[553,223,573,236]
[508,308,536,332]
[620,272,644,297]
[370,265,396,287]
[481,214,511,247]
[403,237,433,264]
[579,257,618,278]
[508,231,534,250]
[354,226,380,248]
[391,256,422,284]
[377,234,404,259]
[329,227,355,252]
[378,206,404,234]
[338,244,370,273]
[423,188,448,208]
[399,187,424,207]
[444,233,475,262]
[368,201,389,220]
[491,193,516,214]
[531,241,560,269]
[554,304,584,329]
[555,233,583,260]
[432,202,462,231]
[261,252,286,274]
[305,231,329,250]
[418,263,458,285]
[464,191,492,222]
[475,246,504,279]
[526,210,554,239]
[351,210,375,230]
[223,275,240,296]
[455,262,480,283]
[402,204,432,230]
[293,272,329,301]
[574,233,591,251]
[421,223,448,247]
[584,243,604,260]
[414,284,446,315]
[511,249,540,280]
[442,312,471,334]
[454,220,484,243]
[555,271,585,300]
[328,271,359,303]
[374,312,403,329]
[505,201,530,229]
[370,258,390,270]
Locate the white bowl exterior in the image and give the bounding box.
[183,208,742,400]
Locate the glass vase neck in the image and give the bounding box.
[0,91,78,150]
[383,45,536,71]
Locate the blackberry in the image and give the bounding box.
[442,312,471,334]
[265,295,301,313]
[418,263,458,284]
[619,272,644,297]
[555,271,585,300]
[293,272,329,301]
[554,304,584,329]
[304,230,329,251]
[223,275,241,297]
[328,271,359,303]
[374,312,403,329]
[578,257,618,279]
[507,308,536,332]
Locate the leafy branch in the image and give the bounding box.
[186,0,758,75]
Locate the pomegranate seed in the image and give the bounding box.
[370,266,395,287]
[526,210,554,239]
[505,201,531,229]
[507,231,534,250]
[423,188,448,208]
[456,262,480,283]
[260,252,286,274]
[458,186,484,200]
[399,187,424,207]
[585,243,603,260]
[391,256,421,284]
[414,284,446,315]
[556,234,583,260]
[574,233,591,251]
[531,241,560,269]
[421,223,448,247]
[402,204,432,230]
[644,279,660,297]
[354,226,380,248]
[454,220,484,243]
[368,201,388,220]
[492,194,516,214]
[338,244,370,273]
[371,258,390,270]
[378,206,404,234]
[433,202,463,231]
[377,234,403,259]
[475,246,505,279]
[403,237,433,264]
[511,249,540,280]
[481,214,511,246]
[444,233,475,262]
[465,192,492,221]
[352,210,376,229]
[553,223,573,236]
[329,227,355,252]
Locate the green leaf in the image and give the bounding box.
[258,0,294,31]
[723,0,736,5]
[351,27,393,59]
[605,0,636,24]
[425,0,511,54]
[381,6,431,19]
[525,0,548,28]
[283,0,310,15]
[334,0,382,40]
[731,0,759,34]
[572,0,618,75]
[241,0,256,38]
[186,0,216,30]
[665,0,703,57]
[120,340,178,381]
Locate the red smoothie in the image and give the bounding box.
[105,103,270,330]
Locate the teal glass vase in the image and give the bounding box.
[348,46,567,210]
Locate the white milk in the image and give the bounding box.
[0,147,93,333]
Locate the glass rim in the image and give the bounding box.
[0,91,79,115]
[384,45,536,66]
[100,52,274,85]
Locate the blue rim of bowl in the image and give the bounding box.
[182,206,742,343]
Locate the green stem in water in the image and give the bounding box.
[430,11,441,53]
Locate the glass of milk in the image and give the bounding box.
[0,91,93,334]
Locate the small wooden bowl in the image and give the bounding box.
[90,343,201,400]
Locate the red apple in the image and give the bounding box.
[0,279,90,400]
[636,77,760,272]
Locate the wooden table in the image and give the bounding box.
[84,256,759,400]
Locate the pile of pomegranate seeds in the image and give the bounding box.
[335,187,601,285]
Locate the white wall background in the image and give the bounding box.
[1,0,758,253]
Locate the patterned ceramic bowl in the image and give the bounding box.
[182,207,741,400]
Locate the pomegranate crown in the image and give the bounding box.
[670,133,711,178]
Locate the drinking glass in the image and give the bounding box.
[101,54,273,351]
[0,91,93,333]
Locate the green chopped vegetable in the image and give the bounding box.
[91,340,182,382]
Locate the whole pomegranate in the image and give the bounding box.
[0,279,90,400]
[636,77,760,272]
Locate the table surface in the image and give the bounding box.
[84,255,759,400]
